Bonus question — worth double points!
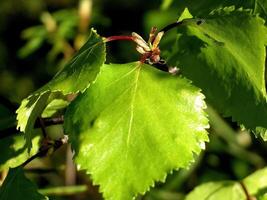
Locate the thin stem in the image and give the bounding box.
[38,117,47,138]
[39,185,87,196]
[104,35,134,43]
[0,116,64,140]
[159,21,183,33]
[35,116,64,127]
[239,181,255,200]
[159,18,205,33]
[21,150,48,167]
[21,135,68,167]
[24,168,57,174]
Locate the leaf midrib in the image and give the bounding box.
[126,63,142,154]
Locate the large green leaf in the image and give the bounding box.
[16,29,106,149]
[64,62,209,200]
[185,167,267,200]
[168,10,267,139]
[167,0,267,20]
[0,167,47,200]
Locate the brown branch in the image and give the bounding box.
[22,135,68,167]
[239,181,256,200]
[0,116,64,140]
[159,18,205,33]
[38,117,47,138]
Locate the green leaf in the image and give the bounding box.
[41,99,69,118]
[16,28,106,149]
[168,10,267,139]
[65,62,209,200]
[243,168,267,197]
[0,134,40,171]
[185,167,267,200]
[185,181,246,200]
[169,0,267,20]
[161,0,173,10]
[0,167,48,200]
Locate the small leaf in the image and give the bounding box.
[185,167,267,200]
[168,10,267,139]
[243,168,267,196]
[16,91,50,149]
[16,29,106,149]
[65,62,209,200]
[0,134,40,171]
[185,181,246,200]
[0,167,48,200]
[41,99,69,118]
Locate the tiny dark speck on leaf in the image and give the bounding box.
[196,19,205,25]
[197,20,202,25]
[90,119,96,127]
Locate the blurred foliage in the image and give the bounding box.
[0,0,267,200]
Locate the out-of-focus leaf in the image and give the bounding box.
[186,167,267,200]
[185,181,246,200]
[0,104,16,131]
[0,167,48,200]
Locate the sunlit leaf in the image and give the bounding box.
[170,1,267,20]
[16,29,106,149]
[65,62,209,200]
[168,9,267,139]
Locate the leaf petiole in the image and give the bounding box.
[104,35,134,43]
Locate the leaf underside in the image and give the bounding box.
[65,62,209,200]
[16,29,106,149]
[0,167,47,200]
[168,10,267,139]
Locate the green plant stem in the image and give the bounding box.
[206,105,264,167]
[38,185,87,196]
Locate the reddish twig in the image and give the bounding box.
[104,35,134,42]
